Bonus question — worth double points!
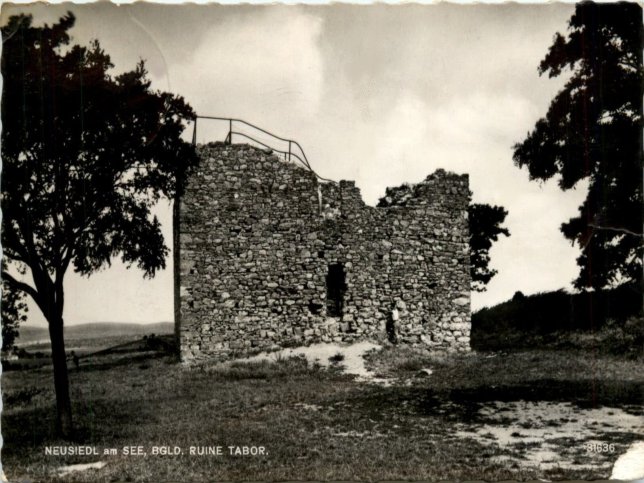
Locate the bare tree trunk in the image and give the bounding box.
[48,314,73,438]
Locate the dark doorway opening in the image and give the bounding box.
[386,316,398,344]
[326,263,347,317]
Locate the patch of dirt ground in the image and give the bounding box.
[454,400,642,473]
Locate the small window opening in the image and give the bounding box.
[308,300,323,315]
[326,263,347,317]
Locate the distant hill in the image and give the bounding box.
[16,322,173,345]
[471,283,642,351]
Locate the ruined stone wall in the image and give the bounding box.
[178,143,471,362]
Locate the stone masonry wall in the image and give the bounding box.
[178,143,471,362]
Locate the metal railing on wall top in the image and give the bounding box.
[191,115,333,183]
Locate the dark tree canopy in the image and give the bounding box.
[1,264,28,352]
[468,203,510,292]
[1,12,197,437]
[513,3,643,289]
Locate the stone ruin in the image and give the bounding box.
[176,143,471,363]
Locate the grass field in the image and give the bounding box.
[2,342,643,482]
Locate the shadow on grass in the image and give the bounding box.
[2,394,153,454]
[339,377,644,426]
[449,378,644,411]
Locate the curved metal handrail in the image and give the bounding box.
[198,115,291,143]
[230,132,309,169]
[191,115,332,182]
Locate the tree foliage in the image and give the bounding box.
[1,262,28,352]
[468,203,510,292]
[513,3,643,289]
[1,12,197,437]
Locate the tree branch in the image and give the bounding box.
[588,223,644,239]
[15,214,53,294]
[2,217,31,264]
[2,270,39,303]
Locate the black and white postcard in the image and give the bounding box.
[1,2,642,481]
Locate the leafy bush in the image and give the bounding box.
[595,316,644,358]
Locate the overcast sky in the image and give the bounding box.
[1,2,589,327]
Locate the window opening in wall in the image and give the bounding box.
[308,300,323,315]
[326,263,347,317]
